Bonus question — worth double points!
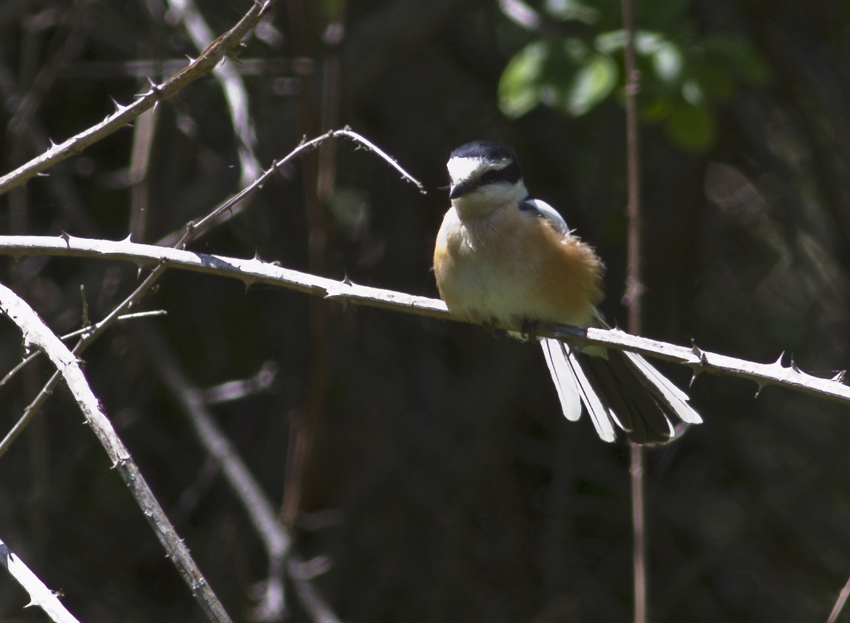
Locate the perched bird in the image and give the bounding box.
[433,140,702,443]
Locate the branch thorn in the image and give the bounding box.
[687,338,707,386]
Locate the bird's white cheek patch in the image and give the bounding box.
[447,157,483,185]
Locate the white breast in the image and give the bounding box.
[435,206,549,325]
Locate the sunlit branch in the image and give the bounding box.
[0,234,846,406]
[0,0,278,196]
[0,536,81,623]
[0,283,233,623]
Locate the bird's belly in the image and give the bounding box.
[438,246,537,324]
[434,217,599,328]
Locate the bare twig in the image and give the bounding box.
[0,235,847,405]
[0,264,166,458]
[621,0,646,620]
[0,129,406,455]
[0,283,233,623]
[140,323,341,623]
[827,575,850,623]
[60,58,315,79]
[202,360,278,404]
[334,128,425,192]
[157,128,424,247]
[630,441,646,623]
[166,0,262,187]
[288,558,342,623]
[61,309,167,340]
[142,324,288,620]
[128,106,158,242]
[0,310,166,387]
[0,0,278,196]
[0,535,81,623]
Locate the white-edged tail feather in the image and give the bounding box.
[542,339,616,442]
[541,338,582,421]
[624,352,703,424]
[540,339,701,443]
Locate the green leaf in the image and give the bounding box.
[652,41,684,83]
[666,101,716,151]
[567,53,618,116]
[681,78,705,105]
[499,41,550,118]
[595,29,627,54]
[543,0,598,24]
[545,0,622,29]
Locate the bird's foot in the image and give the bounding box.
[520,319,539,342]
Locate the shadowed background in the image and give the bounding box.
[0,0,849,621]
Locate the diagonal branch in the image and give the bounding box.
[139,323,343,623]
[0,535,81,623]
[0,0,278,196]
[0,234,847,406]
[0,128,412,457]
[166,0,262,187]
[0,283,234,623]
[141,324,290,620]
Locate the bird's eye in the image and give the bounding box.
[477,169,502,185]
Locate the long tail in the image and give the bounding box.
[541,338,702,444]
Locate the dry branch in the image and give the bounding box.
[0,283,233,623]
[0,234,847,406]
[0,0,277,196]
[0,536,81,623]
[142,325,290,620]
[140,324,342,623]
[157,128,423,247]
[166,0,261,187]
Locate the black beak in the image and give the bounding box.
[449,181,476,199]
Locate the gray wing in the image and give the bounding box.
[519,198,569,236]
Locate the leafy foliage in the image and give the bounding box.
[499,0,769,151]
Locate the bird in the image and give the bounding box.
[433,140,702,443]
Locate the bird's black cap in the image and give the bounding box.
[450,140,519,163]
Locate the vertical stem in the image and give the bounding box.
[630,442,647,623]
[280,0,346,529]
[281,0,323,529]
[622,0,647,622]
[623,0,643,332]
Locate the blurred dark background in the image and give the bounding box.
[0,0,849,621]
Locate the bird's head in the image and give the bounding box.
[447,140,528,216]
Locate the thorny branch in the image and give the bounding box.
[0,126,404,618]
[0,127,411,456]
[0,0,278,196]
[0,283,234,623]
[157,127,424,247]
[0,310,166,387]
[0,234,847,406]
[0,535,80,623]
